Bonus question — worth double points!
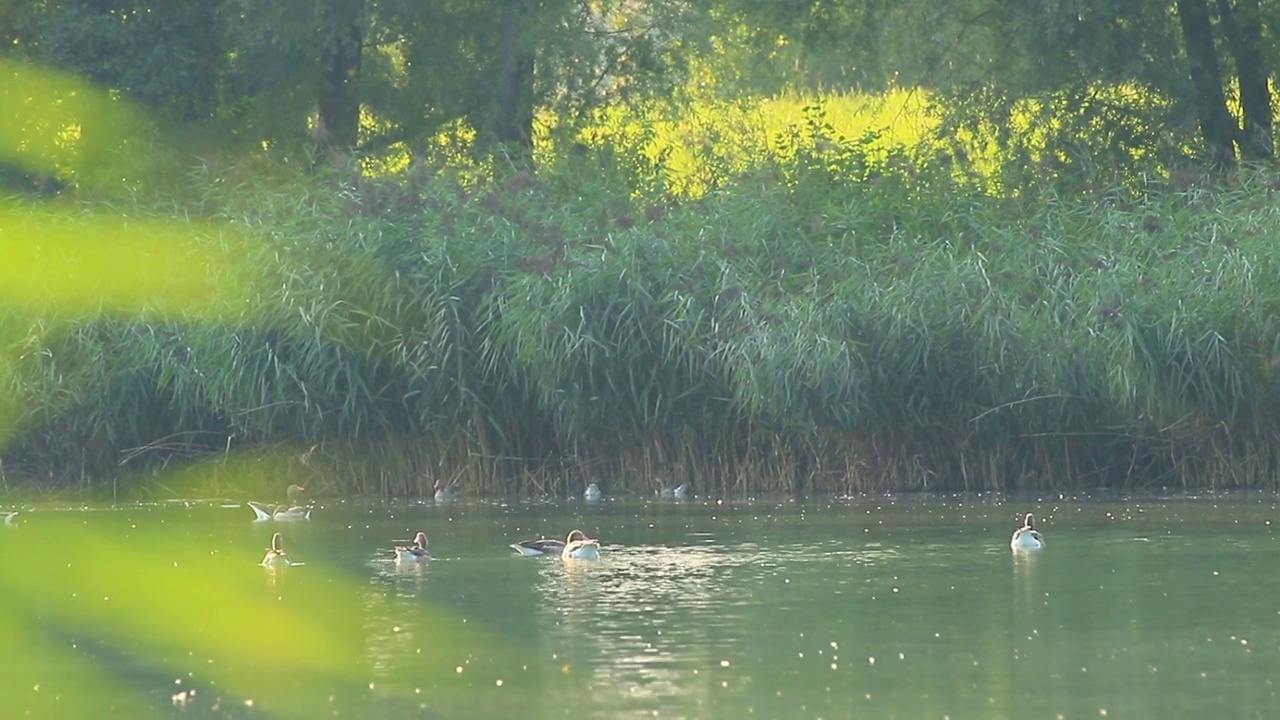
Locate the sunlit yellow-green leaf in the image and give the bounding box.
[0,597,159,716]
[0,207,258,319]
[0,58,153,189]
[0,509,512,718]
[1,520,349,713]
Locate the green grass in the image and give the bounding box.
[4,81,1280,495]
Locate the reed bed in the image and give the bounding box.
[5,126,1280,495]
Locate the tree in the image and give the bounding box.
[710,0,1277,178]
[483,0,536,159]
[1213,0,1272,162]
[316,0,364,151]
[1,1,714,172]
[912,0,1274,173]
[1177,0,1239,167]
[6,1,225,122]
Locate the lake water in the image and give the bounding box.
[1,493,1278,718]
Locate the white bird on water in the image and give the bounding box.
[561,529,601,561]
[1010,513,1045,551]
[248,484,312,521]
[659,481,690,500]
[260,532,296,567]
[433,480,461,503]
[394,531,431,563]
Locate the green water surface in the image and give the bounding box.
[1,495,1277,718]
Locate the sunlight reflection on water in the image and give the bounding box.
[532,543,744,714]
[4,495,1280,718]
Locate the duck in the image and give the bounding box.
[1010,513,1046,551]
[658,481,690,500]
[561,529,601,560]
[249,503,313,521]
[583,482,602,502]
[433,479,461,502]
[248,484,312,521]
[3,511,17,526]
[394,531,431,563]
[260,532,294,567]
[509,537,566,556]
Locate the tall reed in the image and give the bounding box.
[6,123,1280,494]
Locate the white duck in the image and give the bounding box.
[561,529,601,561]
[394,531,431,563]
[433,480,461,503]
[260,532,295,567]
[584,482,602,502]
[658,482,690,500]
[248,484,312,521]
[1010,513,1046,551]
[3,511,18,526]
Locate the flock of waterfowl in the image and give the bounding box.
[252,482,609,567]
[3,483,1046,566]
[260,525,599,567]
[261,487,1043,567]
[262,526,435,567]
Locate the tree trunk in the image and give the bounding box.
[1215,0,1272,162]
[488,0,535,164]
[1175,0,1238,168]
[316,0,364,151]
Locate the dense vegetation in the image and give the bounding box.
[3,2,1280,494]
[6,112,1280,495]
